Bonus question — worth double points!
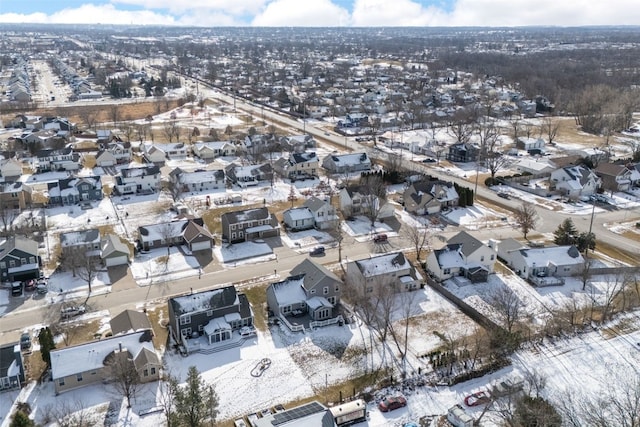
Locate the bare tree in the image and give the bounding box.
[158,374,179,427]
[485,152,511,180]
[0,203,16,234]
[401,221,431,262]
[448,115,474,145]
[360,174,388,227]
[121,123,135,143]
[542,116,560,144]
[136,123,149,142]
[489,287,524,333]
[105,349,141,408]
[109,104,120,127]
[162,120,181,143]
[513,202,539,240]
[60,248,100,293]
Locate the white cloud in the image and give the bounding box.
[0,4,176,25]
[351,0,640,27]
[111,0,268,16]
[1,0,640,27]
[251,0,351,26]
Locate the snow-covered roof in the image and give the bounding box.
[519,245,584,267]
[204,318,231,335]
[138,219,189,243]
[60,229,100,247]
[269,275,307,306]
[283,207,314,222]
[178,169,224,184]
[355,252,411,277]
[307,296,332,310]
[50,331,156,379]
[170,286,239,316]
[328,152,369,166]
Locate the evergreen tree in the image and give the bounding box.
[174,366,219,427]
[577,231,596,252]
[10,411,34,427]
[38,327,55,367]
[553,218,578,245]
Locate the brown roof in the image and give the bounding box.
[182,220,213,243]
[109,309,152,336]
[595,162,628,177]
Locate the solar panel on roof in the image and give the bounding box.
[270,401,325,426]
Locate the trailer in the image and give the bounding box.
[329,399,367,426]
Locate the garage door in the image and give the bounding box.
[190,241,211,252]
[106,255,128,267]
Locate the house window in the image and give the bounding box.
[59,378,65,386]
[366,286,373,293]
[282,306,291,314]
[206,310,213,317]
[91,371,97,375]
[480,256,485,262]
[231,224,236,230]
[491,254,495,260]
[21,258,27,265]
[198,324,204,332]
[29,256,36,264]
[0,262,5,269]
[151,367,156,375]
[76,373,83,382]
[323,287,329,295]
[180,315,191,325]
[181,328,192,336]
[9,260,15,268]
[144,369,149,377]
[443,268,451,275]
[335,286,340,292]
[310,289,316,294]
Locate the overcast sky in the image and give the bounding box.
[0,0,639,27]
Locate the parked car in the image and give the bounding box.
[464,391,491,407]
[36,283,48,294]
[20,333,31,351]
[310,246,325,256]
[373,234,388,243]
[61,305,86,319]
[11,282,23,297]
[239,326,256,337]
[421,158,436,163]
[378,395,407,412]
[24,280,37,292]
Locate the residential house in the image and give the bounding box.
[303,196,339,230]
[96,142,132,166]
[514,158,556,177]
[50,330,160,394]
[595,163,633,193]
[339,184,394,220]
[192,141,237,160]
[220,207,280,244]
[109,309,152,336]
[169,167,225,193]
[266,258,342,325]
[0,236,40,282]
[447,405,474,427]
[0,158,23,181]
[47,176,102,205]
[224,163,273,188]
[0,182,32,210]
[279,134,316,152]
[516,137,545,151]
[182,220,215,252]
[142,143,168,165]
[101,234,131,267]
[425,231,496,283]
[35,147,80,172]
[113,165,161,195]
[321,152,371,174]
[447,143,479,163]
[496,239,585,281]
[274,151,319,180]
[168,285,253,347]
[550,165,601,198]
[96,129,113,143]
[59,229,101,259]
[0,342,25,392]
[346,252,422,293]
[137,218,213,252]
[282,207,315,231]
[403,180,459,215]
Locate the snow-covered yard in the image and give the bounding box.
[213,241,274,264]
[130,247,201,286]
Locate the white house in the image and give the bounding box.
[192,141,237,160]
[322,152,371,174]
[303,196,338,230]
[0,158,22,181]
[425,231,496,283]
[496,239,585,282]
[516,137,545,151]
[169,168,225,193]
[142,143,168,165]
[550,165,601,198]
[101,233,130,267]
[282,207,315,231]
[514,158,556,177]
[114,165,161,195]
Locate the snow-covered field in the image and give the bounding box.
[130,247,201,286]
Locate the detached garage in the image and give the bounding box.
[101,234,130,267]
[182,221,214,252]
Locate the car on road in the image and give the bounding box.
[20,333,32,351]
[497,192,511,199]
[421,158,436,163]
[373,234,388,243]
[61,305,86,319]
[324,132,330,136]
[310,246,325,256]
[464,391,491,407]
[378,395,407,412]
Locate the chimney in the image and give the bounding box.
[119,342,122,352]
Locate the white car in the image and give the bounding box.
[239,326,256,337]
[61,305,86,319]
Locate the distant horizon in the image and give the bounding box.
[1,0,639,28]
